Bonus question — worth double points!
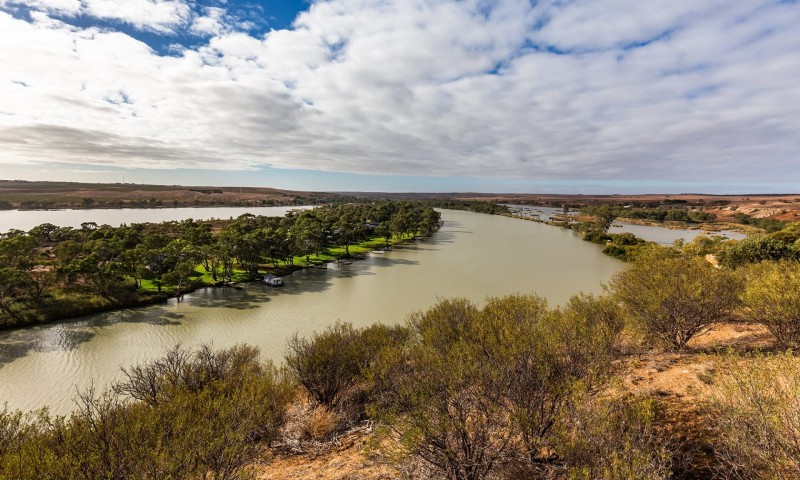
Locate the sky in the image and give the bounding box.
[0,0,798,194]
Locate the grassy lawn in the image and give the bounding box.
[137,265,250,292]
[292,234,409,265]
[133,234,415,292]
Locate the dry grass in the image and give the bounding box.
[617,322,779,479]
[259,397,402,480]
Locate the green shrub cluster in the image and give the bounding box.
[608,252,742,351]
[286,295,671,480]
[582,205,716,224]
[285,322,410,423]
[373,295,669,480]
[0,345,294,480]
[740,260,800,347]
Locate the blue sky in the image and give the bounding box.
[0,0,799,193]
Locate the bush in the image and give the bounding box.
[554,395,672,480]
[370,312,514,480]
[705,352,800,479]
[0,344,294,480]
[741,260,800,347]
[717,234,796,267]
[608,255,741,351]
[369,294,628,480]
[285,322,409,410]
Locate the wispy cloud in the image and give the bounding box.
[0,0,798,187]
[3,0,194,32]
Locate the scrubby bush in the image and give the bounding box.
[717,234,797,268]
[370,299,515,480]
[554,395,672,480]
[608,254,741,351]
[0,344,294,480]
[285,322,409,411]
[741,260,800,347]
[368,294,639,480]
[676,234,727,257]
[705,352,800,479]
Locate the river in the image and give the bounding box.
[0,209,622,414]
[0,206,309,232]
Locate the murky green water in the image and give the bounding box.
[0,209,621,414]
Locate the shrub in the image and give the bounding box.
[285,322,409,409]
[369,294,628,480]
[0,344,294,480]
[370,323,514,480]
[554,395,672,480]
[608,255,741,351]
[741,260,800,347]
[717,234,795,268]
[705,352,800,479]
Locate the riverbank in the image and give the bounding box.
[0,232,426,332]
[0,202,444,331]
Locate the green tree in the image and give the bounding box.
[0,235,37,270]
[27,223,58,243]
[333,209,366,257]
[374,221,393,247]
[290,213,325,263]
[0,268,33,322]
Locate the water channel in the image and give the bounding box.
[507,205,746,244]
[0,209,624,414]
[0,206,308,232]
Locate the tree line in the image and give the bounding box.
[0,201,441,329]
[581,205,717,224]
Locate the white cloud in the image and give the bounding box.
[4,0,192,32]
[190,6,227,36]
[0,0,799,186]
[12,0,81,15]
[83,0,191,33]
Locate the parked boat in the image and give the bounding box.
[262,274,284,287]
[371,249,385,254]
